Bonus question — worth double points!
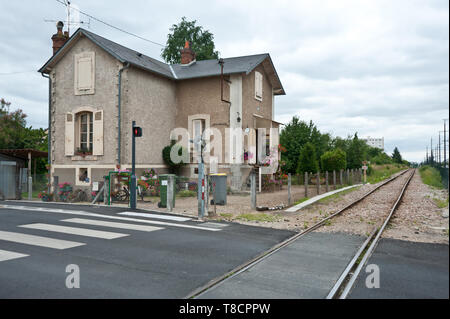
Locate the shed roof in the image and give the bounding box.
[0,149,48,160]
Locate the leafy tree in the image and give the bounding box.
[0,98,49,174]
[346,133,366,169]
[280,116,327,174]
[371,153,393,165]
[0,98,27,149]
[297,142,319,174]
[321,148,347,172]
[392,147,403,164]
[161,17,219,64]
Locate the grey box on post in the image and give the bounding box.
[210,173,227,205]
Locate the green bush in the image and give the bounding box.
[177,190,196,197]
[321,148,346,172]
[371,153,394,165]
[297,142,319,173]
[162,140,188,174]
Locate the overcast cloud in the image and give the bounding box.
[0,0,448,162]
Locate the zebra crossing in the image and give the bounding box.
[0,204,226,264]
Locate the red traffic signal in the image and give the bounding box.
[133,126,142,137]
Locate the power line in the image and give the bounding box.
[55,0,166,47]
[0,71,36,75]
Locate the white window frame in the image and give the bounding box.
[77,111,93,152]
[75,167,91,186]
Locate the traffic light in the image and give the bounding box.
[133,126,142,137]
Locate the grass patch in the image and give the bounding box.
[318,186,361,204]
[433,197,449,208]
[294,197,309,205]
[21,190,41,199]
[419,166,444,189]
[177,190,197,197]
[366,164,407,184]
[218,213,233,220]
[235,213,281,222]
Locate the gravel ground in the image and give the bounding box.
[139,184,337,217]
[382,169,449,244]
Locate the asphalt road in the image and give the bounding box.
[0,201,294,298]
[349,238,449,299]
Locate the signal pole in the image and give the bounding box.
[130,121,142,210]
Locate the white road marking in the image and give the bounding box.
[0,205,221,232]
[0,249,29,262]
[19,224,129,239]
[118,211,191,222]
[62,218,164,232]
[200,222,229,228]
[0,231,85,249]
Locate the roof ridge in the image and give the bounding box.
[79,28,168,66]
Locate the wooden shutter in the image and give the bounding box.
[255,71,263,100]
[65,112,75,156]
[93,110,103,155]
[248,129,256,164]
[74,52,95,95]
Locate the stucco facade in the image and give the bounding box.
[40,28,284,192]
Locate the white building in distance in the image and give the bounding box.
[363,136,384,150]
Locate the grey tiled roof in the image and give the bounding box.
[39,28,284,94]
[171,54,269,79]
[77,29,174,78]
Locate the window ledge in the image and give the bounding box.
[71,155,99,161]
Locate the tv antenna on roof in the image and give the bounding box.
[44,1,90,35]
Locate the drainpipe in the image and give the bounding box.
[41,72,51,194]
[218,59,231,106]
[117,62,130,165]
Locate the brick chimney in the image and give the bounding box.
[180,41,196,65]
[51,21,69,55]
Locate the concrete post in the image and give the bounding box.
[28,176,32,200]
[340,170,343,186]
[251,172,256,209]
[346,169,350,184]
[305,172,308,198]
[53,175,58,202]
[333,170,336,189]
[316,170,320,195]
[103,176,108,204]
[167,174,174,212]
[326,171,329,193]
[288,173,292,205]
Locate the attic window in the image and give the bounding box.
[255,71,263,101]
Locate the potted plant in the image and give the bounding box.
[75,147,92,157]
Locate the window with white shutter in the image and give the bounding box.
[74,52,95,95]
[65,112,75,156]
[255,71,263,101]
[93,110,104,155]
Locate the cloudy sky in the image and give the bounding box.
[0,0,448,162]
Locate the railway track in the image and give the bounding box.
[185,168,414,299]
[327,168,415,298]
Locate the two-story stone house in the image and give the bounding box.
[38,23,285,191]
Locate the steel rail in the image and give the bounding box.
[185,169,411,299]
[327,169,415,299]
